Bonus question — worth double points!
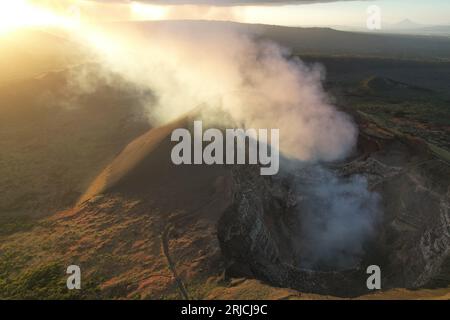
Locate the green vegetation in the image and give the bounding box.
[0,215,36,236]
[0,258,102,300]
[185,277,225,300]
[354,98,450,150]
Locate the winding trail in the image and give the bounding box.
[161,225,190,300]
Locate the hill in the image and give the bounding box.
[0,28,86,86]
[113,20,450,61]
[0,63,150,221]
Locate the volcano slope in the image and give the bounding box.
[0,115,234,299]
[0,28,152,224]
[0,111,449,300]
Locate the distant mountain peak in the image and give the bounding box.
[399,18,414,24]
[392,19,423,29]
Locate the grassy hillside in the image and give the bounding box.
[0,28,85,86]
[0,65,150,221]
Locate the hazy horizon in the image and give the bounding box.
[1,0,449,35]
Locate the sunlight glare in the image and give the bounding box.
[0,0,80,34]
[130,2,168,21]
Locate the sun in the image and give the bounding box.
[0,0,79,35]
[130,2,168,21]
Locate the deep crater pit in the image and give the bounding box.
[218,132,450,297]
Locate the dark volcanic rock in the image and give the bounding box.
[218,131,449,296]
[218,165,369,297]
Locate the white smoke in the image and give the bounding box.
[293,167,381,270]
[72,20,379,269]
[78,21,357,162]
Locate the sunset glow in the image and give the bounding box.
[0,0,79,35]
[130,2,168,21]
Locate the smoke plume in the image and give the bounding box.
[78,21,357,161]
[72,20,379,269]
[292,166,381,270]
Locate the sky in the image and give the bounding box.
[235,0,450,27]
[1,0,449,34]
[88,0,450,27]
